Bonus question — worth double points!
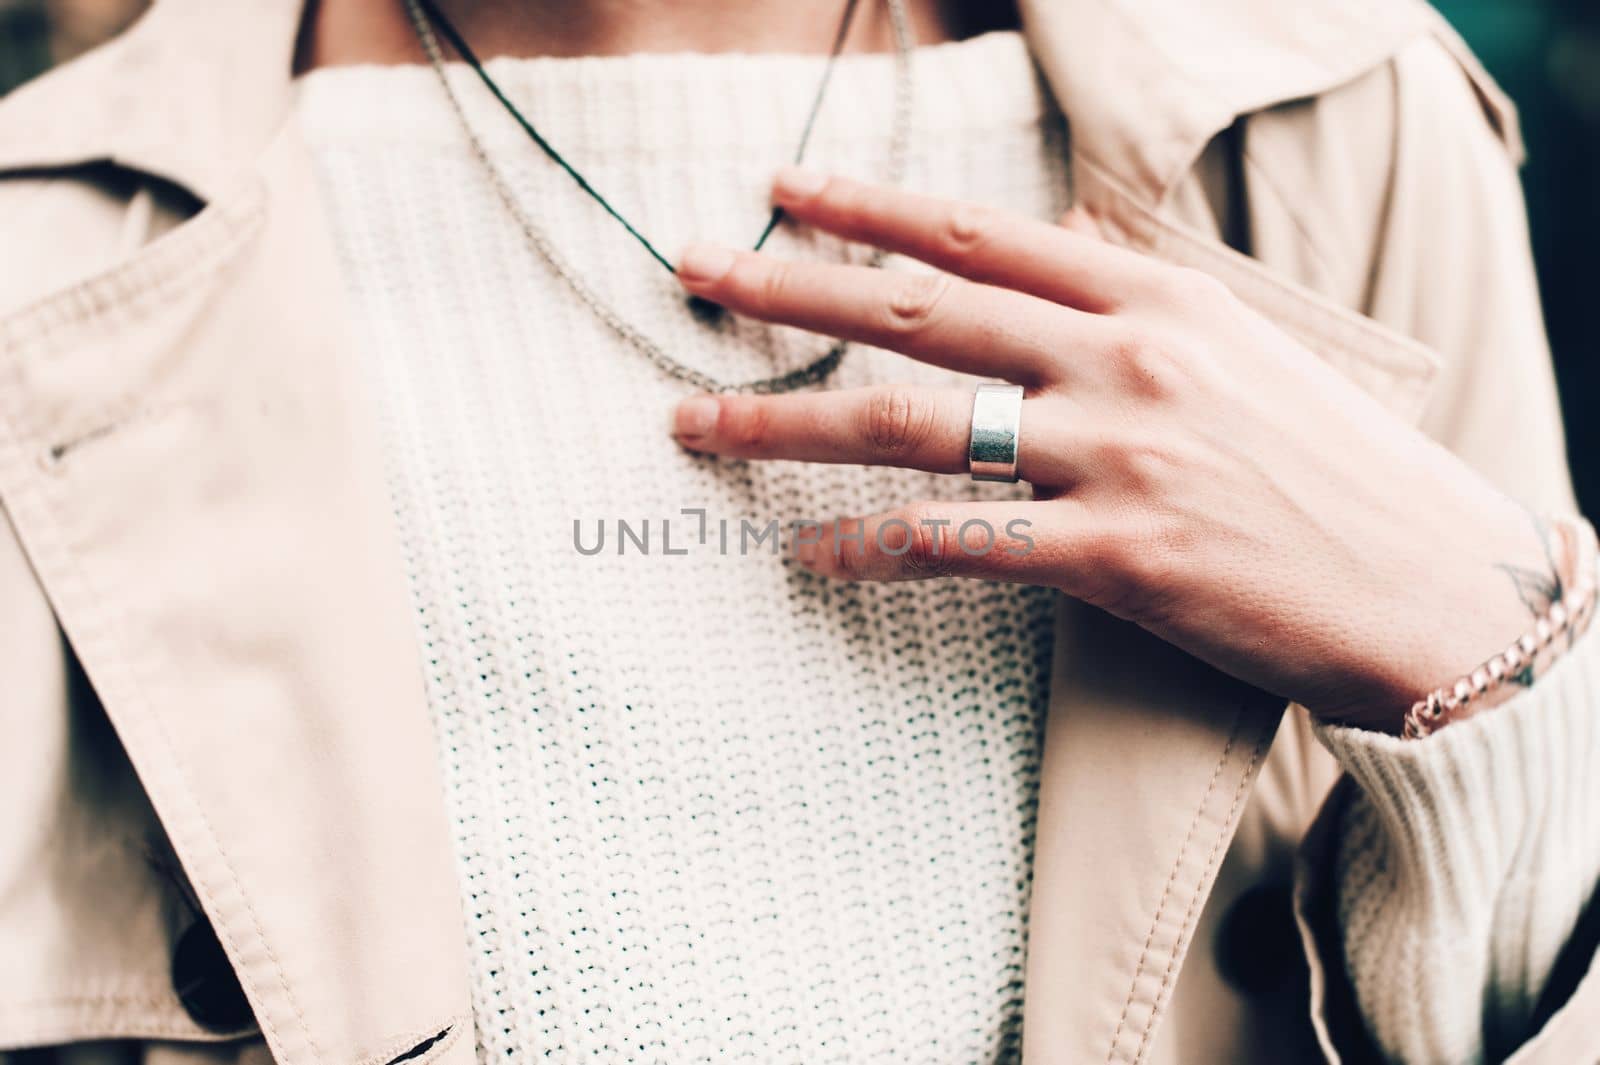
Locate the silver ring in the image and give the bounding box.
[968,383,1024,483]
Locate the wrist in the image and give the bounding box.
[1403,514,1597,739]
[1325,512,1592,735]
[1315,508,1565,733]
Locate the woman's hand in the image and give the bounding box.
[670,167,1555,731]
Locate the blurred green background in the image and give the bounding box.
[1436,0,1598,513]
[0,0,1594,510]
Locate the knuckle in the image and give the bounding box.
[756,259,796,311]
[1101,326,1149,370]
[1105,327,1186,401]
[1098,434,1183,491]
[832,526,870,579]
[719,397,771,450]
[1123,444,1179,491]
[862,388,934,457]
[898,508,954,576]
[943,202,996,257]
[881,272,952,337]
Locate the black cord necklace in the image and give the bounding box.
[412,0,866,324]
[403,0,914,392]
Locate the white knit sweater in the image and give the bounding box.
[294,31,1600,1065]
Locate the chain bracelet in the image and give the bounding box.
[1403,514,1599,739]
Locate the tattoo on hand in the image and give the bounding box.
[1497,561,1559,617]
[1493,510,1565,687]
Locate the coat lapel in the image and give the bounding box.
[0,121,473,1063]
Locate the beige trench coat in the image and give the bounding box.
[0,0,1592,1061]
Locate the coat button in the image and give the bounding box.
[1214,881,1306,995]
[172,919,255,1032]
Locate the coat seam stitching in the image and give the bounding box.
[1132,721,1275,1062]
[0,180,264,364]
[355,1012,471,1065]
[1106,715,1242,1061]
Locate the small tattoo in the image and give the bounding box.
[1493,508,1567,688]
[1496,561,1559,617]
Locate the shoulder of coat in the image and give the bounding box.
[1022,0,1519,201]
[0,0,298,205]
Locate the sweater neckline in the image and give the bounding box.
[293,30,1050,156]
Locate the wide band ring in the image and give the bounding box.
[968,383,1024,483]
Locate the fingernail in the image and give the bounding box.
[772,165,828,204]
[673,394,720,439]
[677,243,736,285]
[795,538,818,566]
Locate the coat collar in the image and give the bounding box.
[1021,0,1452,200]
[0,0,299,202]
[0,0,1443,207]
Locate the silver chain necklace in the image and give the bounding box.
[402,0,915,394]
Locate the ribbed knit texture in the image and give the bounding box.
[296,33,1065,1064]
[1318,610,1600,1064]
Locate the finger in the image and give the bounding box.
[676,245,1109,386]
[769,167,1157,312]
[671,385,1080,484]
[794,501,1078,585]
[673,385,968,471]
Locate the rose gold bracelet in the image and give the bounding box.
[1403,515,1599,740]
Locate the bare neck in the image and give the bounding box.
[295,0,1019,72]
